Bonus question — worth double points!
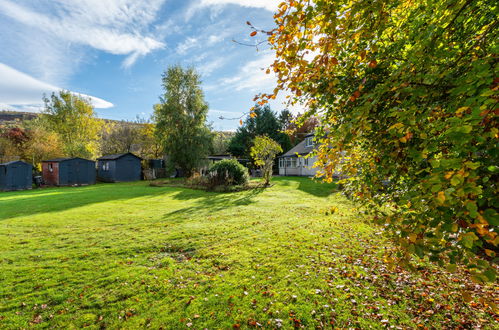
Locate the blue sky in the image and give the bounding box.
[0,0,290,130]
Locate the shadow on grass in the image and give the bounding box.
[164,187,265,219]
[274,176,338,197]
[0,182,176,221]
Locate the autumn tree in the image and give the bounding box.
[154,66,213,176]
[258,1,498,280]
[286,113,319,145]
[42,91,103,158]
[250,135,282,186]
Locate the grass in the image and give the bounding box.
[0,177,496,328]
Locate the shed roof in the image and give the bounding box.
[97,152,142,161]
[42,157,95,163]
[0,160,31,166]
[42,158,72,162]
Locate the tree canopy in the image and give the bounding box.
[228,105,291,158]
[154,65,213,176]
[250,135,283,186]
[258,0,498,281]
[42,91,103,159]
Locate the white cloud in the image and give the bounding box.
[176,37,199,55]
[0,63,113,110]
[199,0,277,11]
[198,58,228,77]
[0,0,166,72]
[185,0,277,21]
[220,52,275,92]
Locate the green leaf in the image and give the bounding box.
[483,269,496,282]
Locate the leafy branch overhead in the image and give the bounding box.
[257,0,498,281]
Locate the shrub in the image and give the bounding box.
[207,159,249,187]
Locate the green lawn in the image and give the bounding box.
[0,177,496,328]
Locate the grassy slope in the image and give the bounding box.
[0,177,496,328]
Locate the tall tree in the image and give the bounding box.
[154,65,213,176]
[42,91,103,158]
[260,0,498,280]
[228,105,291,158]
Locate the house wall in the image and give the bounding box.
[278,156,319,177]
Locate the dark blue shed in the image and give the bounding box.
[0,161,32,191]
[42,158,96,186]
[97,153,142,182]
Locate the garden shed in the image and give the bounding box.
[42,158,96,186]
[97,153,142,182]
[0,161,32,191]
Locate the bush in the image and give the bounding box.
[207,159,249,187]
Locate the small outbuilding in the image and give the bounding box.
[42,158,96,186]
[97,153,142,182]
[0,161,32,191]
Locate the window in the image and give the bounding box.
[48,164,53,172]
[102,162,110,171]
[305,137,314,147]
[285,158,297,168]
[279,158,284,168]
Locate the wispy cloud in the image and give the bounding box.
[219,52,275,92]
[0,0,167,79]
[0,63,113,111]
[197,0,277,11]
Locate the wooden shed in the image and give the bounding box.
[0,161,32,191]
[42,158,96,186]
[97,153,142,182]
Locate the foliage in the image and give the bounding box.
[42,90,104,158]
[259,0,498,280]
[0,179,496,328]
[227,105,291,158]
[154,66,213,177]
[22,122,64,170]
[0,121,63,168]
[100,121,142,155]
[207,159,249,187]
[286,113,320,145]
[138,122,163,159]
[211,131,235,155]
[250,135,282,186]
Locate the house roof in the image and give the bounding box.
[280,136,315,158]
[97,152,142,161]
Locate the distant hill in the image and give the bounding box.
[0,111,39,124]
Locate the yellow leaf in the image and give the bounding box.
[436,191,446,205]
[484,249,495,257]
[409,233,417,243]
[239,119,243,126]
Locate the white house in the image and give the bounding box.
[278,134,319,176]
